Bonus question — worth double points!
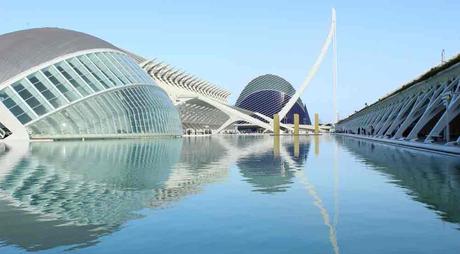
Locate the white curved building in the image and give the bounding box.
[141,60,230,104]
[141,60,273,134]
[0,28,182,141]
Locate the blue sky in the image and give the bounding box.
[0,0,459,122]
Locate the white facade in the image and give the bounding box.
[336,60,460,145]
[141,60,274,134]
[0,28,182,141]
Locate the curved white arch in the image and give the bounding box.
[0,48,123,90]
[278,8,337,121]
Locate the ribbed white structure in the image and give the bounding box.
[337,60,460,145]
[141,60,230,104]
[0,28,183,141]
[141,60,273,134]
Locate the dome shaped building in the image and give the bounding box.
[236,74,311,125]
[0,28,182,141]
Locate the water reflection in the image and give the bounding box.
[314,135,320,156]
[0,140,183,251]
[294,136,299,157]
[0,137,311,251]
[1,135,457,253]
[335,136,460,226]
[237,137,310,194]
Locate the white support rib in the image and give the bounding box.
[425,92,460,141]
[215,118,237,134]
[393,90,433,139]
[406,80,456,139]
[332,12,338,124]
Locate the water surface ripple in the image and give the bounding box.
[0,135,459,253]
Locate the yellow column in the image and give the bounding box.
[314,135,320,156]
[314,113,319,135]
[273,135,280,157]
[273,114,280,136]
[294,113,299,136]
[294,135,299,158]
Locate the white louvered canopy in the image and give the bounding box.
[0,27,119,85]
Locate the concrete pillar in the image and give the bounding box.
[314,113,320,134]
[294,113,299,136]
[273,114,280,136]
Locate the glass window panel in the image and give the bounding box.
[31,79,46,92]
[98,53,132,84]
[13,83,32,99]
[125,56,153,84]
[32,104,48,116]
[2,98,15,109]
[104,53,137,83]
[87,54,123,86]
[55,63,91,96]
[43,116,61,135]
[25,96,40,108]
[67,58,102,92]
[43,68,79,102]
[34,71,67,108]
[12,82,50,116]
[1,88,35,121]
[9,105,25,116]
[116,55,146,83]
[66,107,88,135]
[78,55,112,88]
[21,76,181,137]
[17,113,32,124]
[0,90,15,109]
[110,54,138,82]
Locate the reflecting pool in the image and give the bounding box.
[0,135,459,253]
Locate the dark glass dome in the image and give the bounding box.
[236,74,311,124]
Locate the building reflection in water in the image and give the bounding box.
[294,136,300,158]
[314,135,320,156]
[236,136,310,194]
[0,136,312,251]
[273,135,280,157]
[233,135,342,254]
[335,136,460,226]
[2,135,457,253]
[0,139,182,251]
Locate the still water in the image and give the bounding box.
[0,135,459,254]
